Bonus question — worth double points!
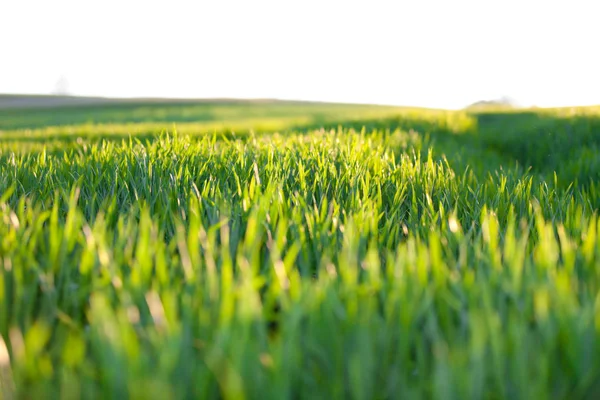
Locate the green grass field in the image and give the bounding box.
[1,97,600,399]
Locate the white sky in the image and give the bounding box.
[1,0,599,109]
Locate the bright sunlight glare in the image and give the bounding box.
[1,0,599,109]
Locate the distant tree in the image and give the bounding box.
[465,96,518,110]
[52,75,70,95]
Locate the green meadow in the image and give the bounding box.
[1,98,600,399]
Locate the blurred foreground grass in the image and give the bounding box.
[1,99,600,398]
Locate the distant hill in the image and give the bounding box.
[0,94,114,109]
[0,94,316,110]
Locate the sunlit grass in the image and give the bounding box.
[0,101,600,398]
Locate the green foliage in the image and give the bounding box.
[0,101,600,398]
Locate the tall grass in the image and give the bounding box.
[0,104,600,398]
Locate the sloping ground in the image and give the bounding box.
[0,95,411,131]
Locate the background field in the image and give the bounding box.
[1,96,600,399]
